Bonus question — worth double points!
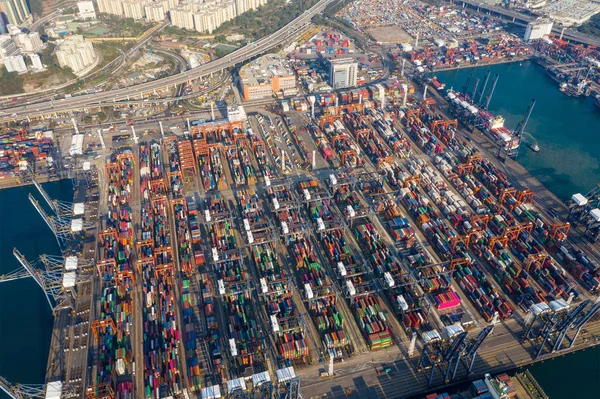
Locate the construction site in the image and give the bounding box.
[1,76,600,399]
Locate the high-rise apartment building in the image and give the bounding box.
[0,0,30,25]
[96,0,124,16]
[170,7,194,30]
[55,35,97,74]
[123,0,146,19]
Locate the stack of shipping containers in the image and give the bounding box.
[139,143,183,397]
[95,150,135,396]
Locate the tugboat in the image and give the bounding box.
[528,141,540,152]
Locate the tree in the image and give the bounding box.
[28,0,44,16]
[40,44,56,67]
[578,14,600,38]
[0,69,24,95]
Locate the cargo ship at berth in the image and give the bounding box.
[446,90,520,152]
[559,79,591,98]
[428,76,446,91]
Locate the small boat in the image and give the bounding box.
[528,142,540,152]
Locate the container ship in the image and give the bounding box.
[559,79,591,98]
[446,90,520,153]
[428,76,446,91]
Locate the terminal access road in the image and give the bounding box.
[0,0,334,122]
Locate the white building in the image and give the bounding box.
[97,0,124,16]
[6,24,21,36]
[193,11,214,33]
[524,0,547,9]
[55,35,97,74]
[170,7,195,30]
[0,34,19,59]
[77,1,97,19]
[13,32,43,53]
[29,53,44,70]
[524,18,553,41]
[145,3,166,22]
[4,54,26,72]
[329,58,358,89]
[123,0,147,20]
[162,0,180,10]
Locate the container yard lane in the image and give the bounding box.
[28,72,600,399]
[93,150,136,398]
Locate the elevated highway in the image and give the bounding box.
[450,0,600,47]
[0,0,334,121]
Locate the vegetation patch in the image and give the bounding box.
[213,0,319,40]
[578,13,600,38]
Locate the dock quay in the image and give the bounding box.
[1,88,599,399]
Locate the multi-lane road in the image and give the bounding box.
[0,0,334,121]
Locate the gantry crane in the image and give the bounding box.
[517,189,534,204]
[0,376,71,399]
[275,367,300,399]
[534,300,589,359]
[474,69,491,106]
[550,222,571,241]
[502,99,536,160]
[29,193,90,254]
[0,248,77,313]
[29,169,74,218]
[563,300,600,349]
[422,331,468,386]
[85,384,114,399]
[420,97,436,113]
[455,325,494,378]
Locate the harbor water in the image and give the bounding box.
[437,60,600,202]
[438,60,600,397]
[0,180,73,392]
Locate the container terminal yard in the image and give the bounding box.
[1,79,600,399]
[1,4,600,399]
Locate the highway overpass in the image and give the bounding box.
[0,0,334,121]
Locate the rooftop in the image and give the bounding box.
[240,54,294,86]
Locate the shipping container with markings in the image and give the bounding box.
[92,150,136,397]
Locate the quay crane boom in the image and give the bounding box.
[481,74,499,111]
[457,325,494,378]
[10,248,75,313]
[0,376,71,399]
[0,375,45,399]
[512,99,536,160]
[475,69,491,106]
